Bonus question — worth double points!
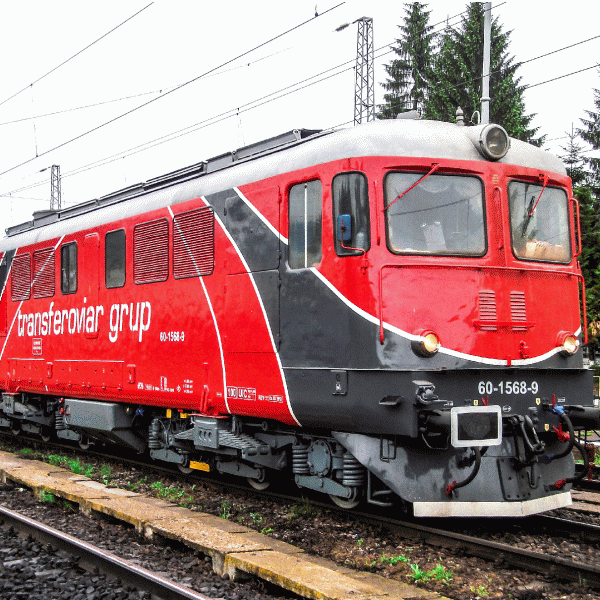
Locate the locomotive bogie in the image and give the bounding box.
[0,119,598,516]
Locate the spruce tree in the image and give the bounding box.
[560,129,588,188]
[423,3,541,145]
[578,73,600,198]
[378,2,435,118]
[577,72,600,349]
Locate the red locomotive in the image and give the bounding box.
[0,117,597,516]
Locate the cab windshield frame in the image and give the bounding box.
[384,171,487,257]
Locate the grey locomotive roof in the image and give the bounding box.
[0,118,566,252]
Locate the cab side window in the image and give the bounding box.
[288,180,322,269]
[105,229,126,289]
[332,172,370,256]
[61,242,77,294]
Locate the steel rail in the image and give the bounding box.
[0,505,211,600]
[4,432,600,588]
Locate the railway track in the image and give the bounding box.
[3,433,600,592]
[0,504,211,600]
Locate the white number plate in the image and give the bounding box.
[478,380,539,396]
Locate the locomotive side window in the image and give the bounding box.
[105,229,126,289]
[60,243,77,295]
[134,218,169,284]
[332,172,370,256]
[384,173,485,256]
[32,248,56,299]
[173,206,215,278]
[11,253,31,301]
[288,180,322,269]
[508,181,571,263]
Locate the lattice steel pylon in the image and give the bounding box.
[353,17,374,126]
[50,165,61,211]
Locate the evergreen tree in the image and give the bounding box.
[559,128,588,188]
[378,2,435,118]
[575,185,600,349]
[577,72,600,349]
[578,72,600,198]
[423,3,542,145]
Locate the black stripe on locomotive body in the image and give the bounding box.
[198,185,590,439]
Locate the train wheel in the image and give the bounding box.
[11,421,21,436]
[40,427,52,442]
[329,494,360,509]
[247,478,270,490]
[178,464,194,474]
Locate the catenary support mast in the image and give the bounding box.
[354,17,374,125]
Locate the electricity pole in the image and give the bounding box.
[50,164,61,211]
[481,3,492,124]
[354,17,374,125]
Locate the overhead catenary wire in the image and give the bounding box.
[0,3,154,110]
[2,3,598,203]
[0,46,293,128]
[0,3,470,131]
[0,2,344,179]
[2,28,599,200]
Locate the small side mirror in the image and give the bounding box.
[337,214,352,242]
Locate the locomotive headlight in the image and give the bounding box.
[478,124,510,160]
[557,331,579,356]
[450,406,502,447]
[411,330,440,357]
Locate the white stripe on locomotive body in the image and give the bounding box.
[233,187,289,245]
[167,205,229,413]
[205,196,299,426]
[310,267,581,367]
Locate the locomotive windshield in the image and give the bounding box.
[384,173,485,255]
[508,181,571,263]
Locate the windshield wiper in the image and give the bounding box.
[521,175,549,237]
[384,163,440,211]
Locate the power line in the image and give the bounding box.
[0,3,154,109]
[3,27,598,199]
[0,2,344,179]
[0,5,472,133]
[0,46,292,128]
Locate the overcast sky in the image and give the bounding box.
[0,1,599,231]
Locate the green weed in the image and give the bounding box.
[250,512,263,525]
[289,500,320,520]
[470,584,489,596]
[219,501,232,520]
[39,489,54,503]
[380,553,409,566]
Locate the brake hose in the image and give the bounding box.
[545,409,575,462]
[553,438,590,489]
[446,447,481,497]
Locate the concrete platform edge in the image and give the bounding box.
[0,451,449,600]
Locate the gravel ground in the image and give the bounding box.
[2,439,600,600]
[0,481,299,600]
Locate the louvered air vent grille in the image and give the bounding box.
[134,218,169,284]
[173,206,215,279]
[32,248,55,299]
[11,253,31,301]
[478,290,497,331]
[510,291,527,332]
